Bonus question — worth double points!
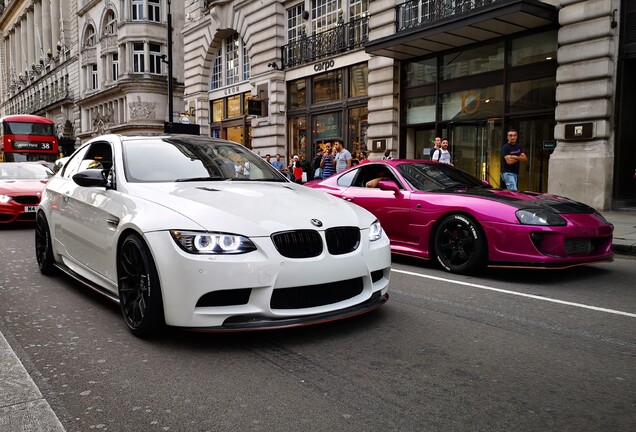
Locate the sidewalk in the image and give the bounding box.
[1,210,635,432]
[605,211,636,256]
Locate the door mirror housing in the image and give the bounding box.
[73,169,109,187]
[378,180,401,194]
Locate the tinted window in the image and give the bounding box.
[397,163,486,191]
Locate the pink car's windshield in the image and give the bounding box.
[396,163,490,191]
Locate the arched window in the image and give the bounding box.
[84,25,96,48]
[104,10,117,35]
[210,33,250,90]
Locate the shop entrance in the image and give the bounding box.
[447,120,503,186]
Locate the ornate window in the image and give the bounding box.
[104,10,117,35]
[132,0,144,20]
[84,25,96,48]
[111,53,119,81]
[210,33,251,90]
[148,0,161,22]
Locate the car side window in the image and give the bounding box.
[60,146,90,179]
[61,142,113,179]
[336,169,357,187]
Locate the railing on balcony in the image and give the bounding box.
[397,0,501,31]
[282,15,369,69]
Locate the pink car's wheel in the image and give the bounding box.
[434,214,486,274]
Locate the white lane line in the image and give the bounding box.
[392,269,636,318]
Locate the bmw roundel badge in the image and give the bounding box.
[311,218,323,227]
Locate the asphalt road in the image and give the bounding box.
[1,224,635,431]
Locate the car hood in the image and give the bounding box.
[434,187,596,213]
[125,181,375,235]
[0,179,48,194]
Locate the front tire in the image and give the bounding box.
[434,214,486,274]
[35,212,56,275]
[117,234,165,337]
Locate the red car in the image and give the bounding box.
[305,160,613,273]
[0,162,53,223]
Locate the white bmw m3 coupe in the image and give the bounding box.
[35,135,390,337]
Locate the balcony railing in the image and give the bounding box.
[282,15,369,69]
[396,0,501,31]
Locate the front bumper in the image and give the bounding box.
[145,229,391,328]
[482,214,614,268]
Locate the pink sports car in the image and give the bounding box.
[305,160,613,273]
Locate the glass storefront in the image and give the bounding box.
[287,63,369,162]
[209,91,253,148]
[401,29,557,192]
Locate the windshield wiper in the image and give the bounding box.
[175,176,226,182]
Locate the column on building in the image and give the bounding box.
[34,1,43,64]
[26,8,35,70]
[42,0,52,55]
[366,2,399,159]
[51,0,61,50]
[550,0,618,210]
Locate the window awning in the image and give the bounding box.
[366,0,558,60]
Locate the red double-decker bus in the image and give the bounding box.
[0,114,59,163]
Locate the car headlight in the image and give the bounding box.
[369,219,383,242]
[170,230,257,254]
[0,194,12,204]
[516,209,566,226]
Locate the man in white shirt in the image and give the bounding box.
[432,138,453,165]
[333,140,352,173]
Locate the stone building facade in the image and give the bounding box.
[1,0,634,211]
[0,0,185,149]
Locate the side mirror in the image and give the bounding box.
[72,169,109,187]
[377,180,401,194]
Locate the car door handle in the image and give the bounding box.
[63,192,71,202]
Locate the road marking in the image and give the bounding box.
[392,269,636,318]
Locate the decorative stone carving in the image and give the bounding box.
[128,96,156,120]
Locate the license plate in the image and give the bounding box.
[24,206,37,212]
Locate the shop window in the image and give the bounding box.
[313,70,342,103]
[349,64,368,97]
[509,77,556,113]
[313,112,341,141]
[227,95,241,119]
[212,100,224,122]
[289,116,308,158]
[510,31,557,67]
[404,58,437,88]
[348,107,368,154]
[441,85,503,121]
[288,79,307,108]
[442,43,504,80]
[406,96,436,124]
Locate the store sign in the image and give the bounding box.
[223,86,241,96]
[564,122,593,140]
[247,99,262,116]
[314,59,335,72]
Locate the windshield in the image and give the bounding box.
[396,162,489,191]
[4,122,55,136]
[122,137,288,183]
[0,162,53,180]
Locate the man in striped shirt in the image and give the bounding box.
[320,142,336,179]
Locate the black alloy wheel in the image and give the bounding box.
[117,234,165,337]
[35,212,56,275]
[434,214,486,274]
